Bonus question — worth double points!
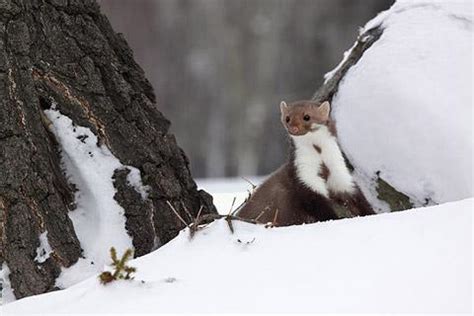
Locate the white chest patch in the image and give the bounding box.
[292,126,355,196]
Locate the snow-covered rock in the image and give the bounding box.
[2,198,471,313]
[328,0,473,211]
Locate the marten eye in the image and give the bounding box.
[285,116,290,123]
[303,114,310,121]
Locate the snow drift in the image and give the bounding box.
[328,0,473,211]
[2,198,471,313]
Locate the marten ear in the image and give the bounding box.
[280,101,288,114]
[318,101,331,120]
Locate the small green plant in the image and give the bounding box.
[99,247,136,285]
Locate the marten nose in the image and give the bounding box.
[290,126,299,134]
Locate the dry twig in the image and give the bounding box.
[195,204,204,222]
[254,210,265,222]
[241,176,257,190]
[273,209,279,225]
[227,196,237,216]
[166,200,190,229]
[180,200,194,223]
[168,198,266,238]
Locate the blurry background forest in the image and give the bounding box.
[98,0,393,178]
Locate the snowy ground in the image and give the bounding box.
[2,196,472,314]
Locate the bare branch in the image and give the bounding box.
[226,216,235,234]
[227,196,237,216]
[180,200,194,222]
[254,210,265,222]
[189,205,204,239]
[272,209,279,226]
[241,176,257,190]
[196,204,204,222]
[166,200,190,229]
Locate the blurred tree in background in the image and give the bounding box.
[99,0,393,178]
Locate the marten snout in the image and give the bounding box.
[286,122,309,136]
[289,125,300,134]
[284,114,312,136]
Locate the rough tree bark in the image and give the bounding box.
[0,0,216,299]
[312,26,413,213]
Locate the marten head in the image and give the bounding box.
[280,100,331,136]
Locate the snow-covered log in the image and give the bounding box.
[0,0,215,300]
[314,0,472,212]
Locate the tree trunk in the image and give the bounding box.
[312,26,413,213]
[0,0,216,300]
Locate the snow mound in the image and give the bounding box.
[328,0,473,210]
[3,198,471,314]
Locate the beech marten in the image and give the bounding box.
[236,100,375,226]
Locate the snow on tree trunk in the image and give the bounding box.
[312,26,412,213]
[313,0,472,212]
[0,0,216,300]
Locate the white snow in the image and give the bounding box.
[197,176,263,214]
[326,0,473,210]
[34,232,53,264]
[43,108,148,289]
[2,197,471,313]
[126,168,150,200]
[0,264,14,304]
[323,40,358,83]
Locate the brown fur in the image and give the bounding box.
[318,162,330,181]
[237,163,339,226]
[330,189,375,217]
